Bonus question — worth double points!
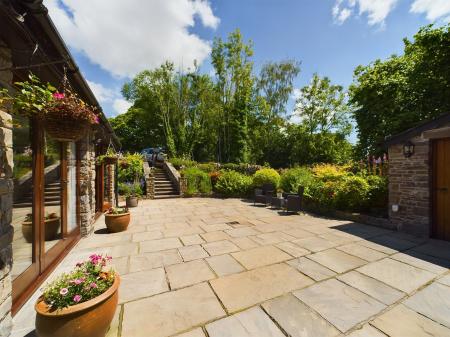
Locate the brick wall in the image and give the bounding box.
[388,138,431,236]
[0,40,14,337]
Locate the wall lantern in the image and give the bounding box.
[403,141,415,158]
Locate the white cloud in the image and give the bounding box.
[86,80,132,115]
[410,0,450,22]
[113,99,133,115]
[44,0,219,78]
[86,80,115,104]
[332,0,399,26]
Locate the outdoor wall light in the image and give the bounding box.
[403,141,415,158]
[392,204,399,212]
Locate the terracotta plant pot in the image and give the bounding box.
[126,196,138,208]
[105,213,130,233]
[22,217,60,243]
[102,201,111,212]
[35,274,120,337]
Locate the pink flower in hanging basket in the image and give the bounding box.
[52,92,65,100]
[94,115,100,124]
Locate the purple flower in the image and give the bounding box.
[73,295,82,303]
[90,282,98,289]
[59,288,68,296]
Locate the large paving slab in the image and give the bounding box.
[231,245,292,269]
[122,283,225,337]
[211,263,314,313]
[140,237,183,253]
[403,282,450,328]
[178,244,209,261]
[336,243,387,262]
[337,271,404,305]
[294,279,386,333]
[287,257,336,281]
[206,307,285,337]
[390,251,450,274]
[357,258,436,293]
[307,248,367,273]
[166,259,215,289]
[275,241,310,257]
[174,328,206,337]
[371,304,450,337]
[129,249,182,273]
[202,240,240,255]
[119,268,169,303]
[262,294,340,337]
[346,325,387,337]
[293,236,337,252]
[205,254,244,276]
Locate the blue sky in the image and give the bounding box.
[45,0,450,120]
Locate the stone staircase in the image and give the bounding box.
[153,168,180,199]
[13,181,62,208]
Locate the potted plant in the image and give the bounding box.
[22,213,61,243]
[35,254,119,337]
[119,183,142,208]
[276,188,283,199]
[104,207,130,233]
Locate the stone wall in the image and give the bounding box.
[78,132,96,236]
[143,162,155,199]
[105,164,116,206]
[388,138,431,236]
[0,40,14,336]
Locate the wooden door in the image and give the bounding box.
[433,138,450,241]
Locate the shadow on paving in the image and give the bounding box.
[331,222,450,268]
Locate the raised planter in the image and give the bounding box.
[105,213,130,233]
[126,196,138,208]
[22,217,60,243]
[35,274,120,337]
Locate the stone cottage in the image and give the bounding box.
[0,0,120,334]
[387,113,450,240]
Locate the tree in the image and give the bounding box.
[350,24,450,157]
[211,29,254,163]
[295,73,351,136]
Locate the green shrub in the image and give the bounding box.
[334,175,370,211]
[280,167,314,193]
[118,182,143,197]
[365,175,388,210]
[306,179,342,210]
[170,157,197,170]
[196,162,218,173]
[182,167,212,196]
[253,168,280,188]
[312,164,349,181]
[214,170,253,197]
[220,163,263,175]
[118,153,144,183]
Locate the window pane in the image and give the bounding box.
[11,116,34,280]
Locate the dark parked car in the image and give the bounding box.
[141,148,166,163]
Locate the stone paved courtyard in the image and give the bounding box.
[11,198,450,337]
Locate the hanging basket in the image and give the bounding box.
[45,117,91,142]
[104,156,118,165]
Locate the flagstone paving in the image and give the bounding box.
[10,198,450,337]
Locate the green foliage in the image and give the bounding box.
[118,182,143,197]
[220,163,263,175]
[118,153,144,183]
[295,73,351,136]
[196,162,218,173]
[350,24,450,156]
[170,157,197,169]
[13,153,32,179]
[42,254,114,310]
[182,167,212,196]
[253,168,280,188]
[365,175,388,209]
[0,74,55,117]
[279,167,314,193]
[334,175,371,211]
[214,170,253,197]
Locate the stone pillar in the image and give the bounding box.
[0,40,14,337]
[143,162,155,199]
[78,132,96,236]
[105,164,116,206]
